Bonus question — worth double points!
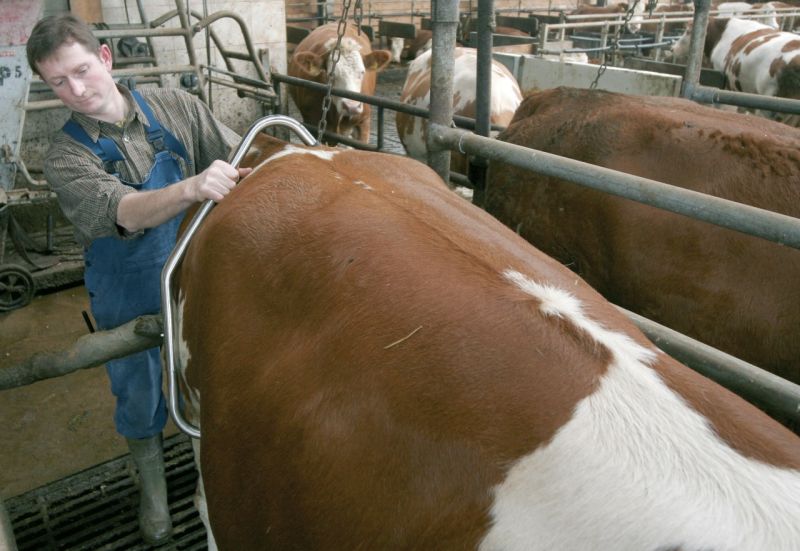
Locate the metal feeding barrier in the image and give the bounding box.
[161,115,318,439]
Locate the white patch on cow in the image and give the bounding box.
[716,1,755,18]
[478,269,800,551]
[352,179,372,190]
[176,294,200,410]
[389,37,404,63]
[323,36,367,117]
[251,145,338,176]
[191,438,219,551]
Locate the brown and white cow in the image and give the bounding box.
[395,47,523,175]
[174,135,800,549]
[288,23,391,144]
[671,17,800,125]
[486,86,800,386]
[389,29,433,64]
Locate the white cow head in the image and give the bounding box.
[292,37,391,119]
[669,22,693,62]
[389,37,404,63]
[626,0,646,33]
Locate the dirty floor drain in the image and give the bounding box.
[6,433,207,550]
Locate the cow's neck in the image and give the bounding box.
[705,18,727,59]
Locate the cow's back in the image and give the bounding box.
[178,140,800,549]
[486,86,800,383]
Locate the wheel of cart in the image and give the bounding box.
[0,263,35,311]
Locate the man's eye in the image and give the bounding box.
[52,79,64,87]
[78,67,88,75]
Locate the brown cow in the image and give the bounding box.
[288,23,391,144]
[486,86,800,385]
[175,136,800,549]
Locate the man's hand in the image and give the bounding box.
[190,160,253,202]
[117,161,254,232]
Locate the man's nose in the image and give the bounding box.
[68,78,85,97]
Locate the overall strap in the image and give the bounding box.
[130,90,190,164]
[62,120,124,177]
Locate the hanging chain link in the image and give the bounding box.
[354,0,364,35]
[590,0,641,90]
[318,0,355,141]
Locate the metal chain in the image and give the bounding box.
[318,0,354,141]
[590,0,641,90]
[354,0,363,35]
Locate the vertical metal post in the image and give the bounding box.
[473,0,494,204]
[599,22,610,65]
[539,23,549,56]
[476,0,493,140]
[317,0,327,24]
[428,0,460,184]
[653,18,665,61]
[175,0,208,104]
[681,0,712,98]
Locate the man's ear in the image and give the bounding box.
[98,43,113,70]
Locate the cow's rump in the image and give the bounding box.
[177,137,800,549]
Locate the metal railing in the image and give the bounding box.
[161,115,318,439]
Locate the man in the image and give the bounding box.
[26,14,251,545]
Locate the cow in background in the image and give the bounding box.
[288,23,391,144]
[395,47,522,176]
[175,135,800,550]
[671,17,800,125]
[486,87,800,385]
[389,29,433,63]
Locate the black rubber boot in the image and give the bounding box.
[126,434,173,546]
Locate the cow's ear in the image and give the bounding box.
[364,50,392,72]
[293,51,324,77]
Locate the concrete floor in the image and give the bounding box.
[0,284,178,502]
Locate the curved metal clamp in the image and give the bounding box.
[161,115,318,438]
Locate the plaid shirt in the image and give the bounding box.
[44,85,240,246]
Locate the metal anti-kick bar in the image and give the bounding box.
[161,115,318,439]
[429,124,800,250]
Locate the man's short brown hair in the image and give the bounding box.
[26,14,101,75]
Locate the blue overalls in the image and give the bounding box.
[63,90,190,439]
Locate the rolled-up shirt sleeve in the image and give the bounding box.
[44,137,139,246]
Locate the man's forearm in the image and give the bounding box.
[116,176,197,232]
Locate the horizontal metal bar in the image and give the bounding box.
[205,76,277,103]
[621,306,800,424]
[430,125,800,250]
[692,85,800,115]
[202,65,275,90]
[93,27,192,39]
[272,73,504,131]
